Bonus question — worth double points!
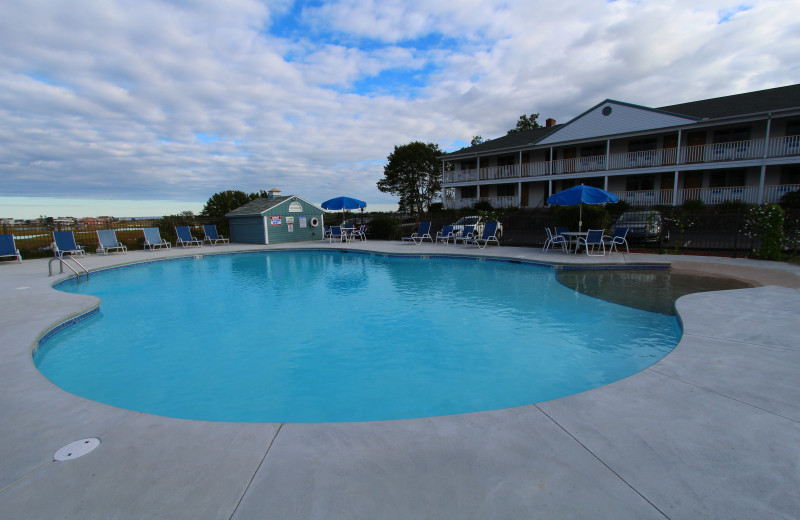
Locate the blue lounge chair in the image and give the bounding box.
[435,225,454,245]
[350,225,367,242]
[53,231,85,258]
[577,229,606,256]
[0,234,22,263]
[402,221,432,244]
[96,229,127,255]
[329,225,345,243]
[469,221,501,249]
[603,227,629,253]
[202,225,230,245]
[143,228,171,250]
[454,225,475,245]
[175,226,203,248]
[543,228,567,253]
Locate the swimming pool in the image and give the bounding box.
[35,251,681,423]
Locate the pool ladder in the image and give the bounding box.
[49,256,90,282]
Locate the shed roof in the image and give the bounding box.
[225,196,323,217]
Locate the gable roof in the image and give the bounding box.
[226,196,323,217]
[657,84,800,119]
[444,125,562,158]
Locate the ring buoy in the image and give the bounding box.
[310,217,319,227]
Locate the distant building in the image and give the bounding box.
[442,84,800,208]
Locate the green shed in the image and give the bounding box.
[226,192,325,244]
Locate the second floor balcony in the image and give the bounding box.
[444,135,800,184]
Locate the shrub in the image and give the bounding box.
[744,204,785,260]
[779,190,800,209]
[367,215,401,240]
[472,200,494,212]
[682,199,705,212]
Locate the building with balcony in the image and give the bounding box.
[442,84,800,209]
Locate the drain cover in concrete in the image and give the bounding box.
[54,438,100,461]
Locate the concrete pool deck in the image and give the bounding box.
[1,241,799,519]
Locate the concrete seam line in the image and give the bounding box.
[227,423,284,520]
[0,461,56,495]
[533,404,671,520]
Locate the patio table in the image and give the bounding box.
[560,231,588,254]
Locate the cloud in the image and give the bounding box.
[0,0,798,217]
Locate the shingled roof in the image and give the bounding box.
[444,125,562,158]
[225,196,293,217]
[657,84,800,119]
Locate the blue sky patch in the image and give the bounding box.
[717,5,752,23]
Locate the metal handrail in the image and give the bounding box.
[48,256,90,281]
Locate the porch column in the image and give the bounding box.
[518,182,522,207]
[605,139,611,170]
[676,130,682,165]
[757,115,772,204]
[672,171,679,206]
[549,147,554,175]
[603,176,608,191]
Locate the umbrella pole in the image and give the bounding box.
[579,203,583,233]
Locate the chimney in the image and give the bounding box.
[546,118,556,128]
[267,188,282,200]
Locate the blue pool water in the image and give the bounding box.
[35,251,681,423]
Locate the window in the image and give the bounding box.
[580,144,605,157]
[710,169,746,188]
[780,166,800,185]
[713,127,750,143]
[460,186,477,198]
[496,184,515,197]
[628,139,657,152]
[461,160,477,171]
[785,121,800,137]
[625,175,655,191]
[497,156,516,166]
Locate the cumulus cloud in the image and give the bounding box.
[0,0,798,216]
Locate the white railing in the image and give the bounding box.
[768,135,800,157]
[445,196,517,210]
[444,169,479,183]
[613,184,800,206]
[480,165,519,180]
[521,162,550,177]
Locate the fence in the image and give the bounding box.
[3,217,226,259]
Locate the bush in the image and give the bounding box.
[472,200,494,211]
[779,190,800,209]
[682,199,705,211]
[605,201,630,221]
[367,215,401,240]
[744,204,785,260]
[715,200,753,214]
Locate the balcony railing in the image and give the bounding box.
[612,184,799,206]
[444,136,800,184]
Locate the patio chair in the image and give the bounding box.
[576,229,606,256]
[202,225,230,245]
[96,229,127,255]
[454,225,475,245]
[175,226,203,248]
[603,227,629,253]
[435,225,454,245]
[350,225,367,242]
[53,231,85,258]
[0,234,22,263]
[143,228,171,250]
[402,221,432,244]
[323,226,332,240]
[543,228,567,253]
[329,225,346,243]
[469,221,501,249]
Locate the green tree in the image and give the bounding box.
[201,190,265,218]
[507,113,541,134]
[378,141,443,216]
[471,135,484,146]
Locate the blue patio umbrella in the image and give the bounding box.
[321,196,367,224]
[321,196,367,211]
[547,184,618,232]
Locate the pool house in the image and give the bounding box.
[442,83,800,209]
[226,190,325,244]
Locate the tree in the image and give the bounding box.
[507,113,541,135]
[471,135,484,146]
[377,141,443,216]
[201,190,265,218]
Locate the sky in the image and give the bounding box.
[1,0,799,219]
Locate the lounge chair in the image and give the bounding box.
[603,227,629,253]
[0,234,22,263]
[329,225,346,243]
[454,225,475,245]
[96,229,127,255]
[175,226,203,248]
[53,231,85,258]
[576,229,606,256]
[402,221,432,244]
[202,225,230,245]
[350,225,367,242]
[543,228,567,253]
[469,221,501,249]
[435,225,454,245]
[143,228,171,250]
